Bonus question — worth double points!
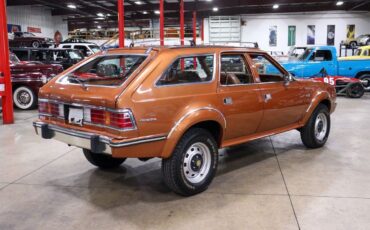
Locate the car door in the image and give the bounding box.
[247,53,308,132]
[217,52,264,140]
[304,49,336,76]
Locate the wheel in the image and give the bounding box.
[349,41,357,49]
[32,40,40,48]
[366,40,370,45]
[346,83,364,98]
[162,128,218,196]
[83,149,126,169]
[359,74,370,92]
[13,86,37,110]
[300,104,331,149]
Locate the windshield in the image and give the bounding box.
[60,55,147,86]
[9,53,20,64]
[298,48,313,61]
[23,32,36,37]
[89,45,101,53]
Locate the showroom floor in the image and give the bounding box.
[0,95,370,230]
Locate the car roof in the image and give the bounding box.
[10,47,79,51]
[61,43,97,45]
[105,45,263,55]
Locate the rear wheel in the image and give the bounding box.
[300,104,331,148]
[346,83,364,98]
[13,86,37,110]
[83,149,126,169]
[162,128,218,196]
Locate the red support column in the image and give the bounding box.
[201,18,204,43]
[160,0,164,46]
[118,0,125,48]
[0,0,14,124]
[192,11,197,45]
[192,11,197,68]
[180,0,184,46]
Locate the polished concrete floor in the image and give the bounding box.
[1,95,370,230]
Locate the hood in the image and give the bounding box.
[280,61,307,75]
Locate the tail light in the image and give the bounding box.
[39,99,136,131]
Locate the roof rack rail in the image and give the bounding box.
[204,42,259,48]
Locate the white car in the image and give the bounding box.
[58,43,101,57]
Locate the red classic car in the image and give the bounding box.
[9,32,54,48]
[10,53,63,110]
[311,69,366,98]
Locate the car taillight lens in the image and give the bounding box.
[110,111,135,129]
[90,109,105,125]
[38,100,64,118]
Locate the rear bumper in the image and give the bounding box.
[33,121,166,155]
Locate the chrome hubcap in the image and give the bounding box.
[315,113,328,141]
[17,91,31,105]
[183,142,211,184]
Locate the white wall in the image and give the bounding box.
[6,5,68,39]
[204,11,370,53]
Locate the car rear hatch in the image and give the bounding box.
[38,48,157,137]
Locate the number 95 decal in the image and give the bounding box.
[323,77,335,86]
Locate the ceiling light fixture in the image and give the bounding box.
[97,25,102,29]
[135,1,143,5]
[154,10,160,14]
[97,13,104,17]
[206,0,212,2]
[336,1,344,6]
[142,11,148,14]
[107,13,111,16]
[67,4,77,9]
[213,7,218,12]
[273,4,279,9]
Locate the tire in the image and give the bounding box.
[300,104,331,149]
[162,128,218,196]
[32,40,40,48]
[13,86,37,110]
[83,149,126,169]
[359,74,370,92]
[349,41,357,49]
[346,83,364,98]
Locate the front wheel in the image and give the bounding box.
[83,149,126,169]
[162,128,218,196]
[359,74,370,92]
[32,40,40,48]
[349,41,357,49]
[300,104,331,148]
[13,86,37,110]
[346,83,364,98]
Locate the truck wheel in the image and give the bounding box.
[32,41,40,48]
[346,83,364,98]
[300,104,330,149]
[13,86,37,110]
[162,128,218,196]
[359,74,370,91]
[83,149,126,169]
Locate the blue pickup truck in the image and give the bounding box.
[280,46,370,89]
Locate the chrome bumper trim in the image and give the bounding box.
[33,122,166,154]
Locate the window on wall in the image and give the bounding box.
[249,53,285,83]
[220,54,253,85]
[156,55,214,86]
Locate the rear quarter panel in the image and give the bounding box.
[338,59,370,77]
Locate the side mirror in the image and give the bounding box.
[283,73,293,86]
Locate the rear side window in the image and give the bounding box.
[58,55,147,87]
[13,50,28,60]
[220,54,253,85]
[310,50,332,61]
[75,45,89,56]
[157,55,214,86]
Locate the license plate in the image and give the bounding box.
[68,108,83,126]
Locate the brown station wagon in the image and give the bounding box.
[33,46,336,196]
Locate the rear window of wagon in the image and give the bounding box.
[58,54,148,87]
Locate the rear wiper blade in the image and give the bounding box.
[67,75,87,89]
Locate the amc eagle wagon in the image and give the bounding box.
[34,46,336,196]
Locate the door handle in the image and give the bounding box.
[264,94,272,103]
[223,97,233,105]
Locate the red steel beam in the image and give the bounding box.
[201,18,204,42]
[192,11,197,44]
[0,0,14,124]
[180,0,184,46]
[118,0,125,48]
[160,0,164,46]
